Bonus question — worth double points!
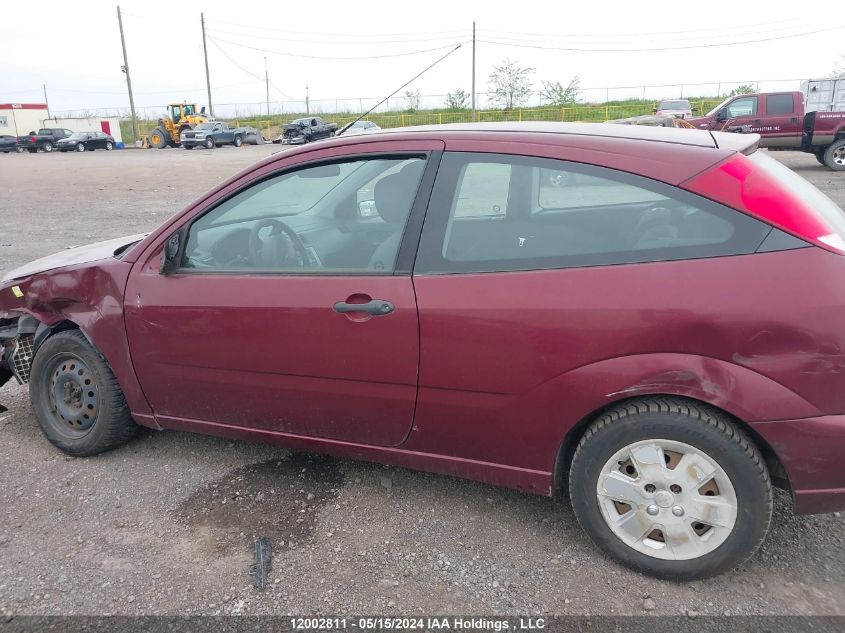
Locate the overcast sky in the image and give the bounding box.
[2,0,843,118]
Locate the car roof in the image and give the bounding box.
[357,122,758,153]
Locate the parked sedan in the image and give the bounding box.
[0,135,21,153]
[654,99,693,119]
[56,131,115,152]
[3,122,845,581]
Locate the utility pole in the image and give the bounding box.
[201,12,213,117]
[471,21,476,121]
[264,56,270,116]
[305,84,310,114]
[116,6,138,143]
[43,84,51,120]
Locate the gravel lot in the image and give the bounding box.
[1,146,844,617]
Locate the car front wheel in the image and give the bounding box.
[76,143,85,152]
[29,330,138,456]
[204,137,214,149]
[569,397,772,580]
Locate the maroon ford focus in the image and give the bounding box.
[2,123,845,580]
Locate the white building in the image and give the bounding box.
[41,116,123,144]
[0,103,48,136]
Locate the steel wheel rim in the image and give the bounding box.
[46,354,99,437]
[596,439,738,561]
[834,147,845,166]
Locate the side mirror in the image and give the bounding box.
[652,107,658,114]
[716,109,728,121]
[358,200,378,218]
[160,230,182,274]
[201,106,206,114]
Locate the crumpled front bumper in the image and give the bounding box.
[0,314,38,412]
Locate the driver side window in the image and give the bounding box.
[182,156,426,273]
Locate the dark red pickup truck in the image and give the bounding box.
[688,91,845,170]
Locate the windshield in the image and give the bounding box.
[659,100,689,110]
[67,133,86,140]
[706,97,733,117]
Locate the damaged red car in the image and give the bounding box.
[3,122,845,580]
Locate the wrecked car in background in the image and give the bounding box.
[275,117,337,145]
[606,115,696,128]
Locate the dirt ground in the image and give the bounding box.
[0,146,844,617]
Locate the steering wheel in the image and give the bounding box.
[248,218,310,268]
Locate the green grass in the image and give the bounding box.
[119,97,723,145]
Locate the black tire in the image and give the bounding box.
[76,143,85,153]
[569,397,772,580]
[43,142,53,153]
[29,330,137,456]
[822,139,845,171]
[233,134,243,147]
[184,145,193,150]
[204,137,214,149]
[149,128,168,149]
[814,150,826,166]
[27,148,36,153]
[105,141,113,151]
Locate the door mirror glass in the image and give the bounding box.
[716,109,727,121]
[160,231,182,274]
[358,200,378,217]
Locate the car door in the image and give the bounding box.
[410,150,772,471]
[125,141,444,446]
[758,93,802,147]
[714,96,759,132]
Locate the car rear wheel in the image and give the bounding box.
[105,141,113,151]
[15,146,24,153]
[823,140,845,171]
[43,142,53,153]
[76,143,85,152]
[569,397,772,580]
[30,330,137,456]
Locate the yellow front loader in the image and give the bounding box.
[148,103,209,148]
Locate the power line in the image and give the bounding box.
[205,26,471,45]
[477,24,845,52]
[208,37,264,80]
[481,17,812,39]
[203,18,469,39]
[481,22,835,46]
[207,36,469,60]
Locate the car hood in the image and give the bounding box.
[1,234,148,282]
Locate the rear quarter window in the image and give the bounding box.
[416,152,772,274]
